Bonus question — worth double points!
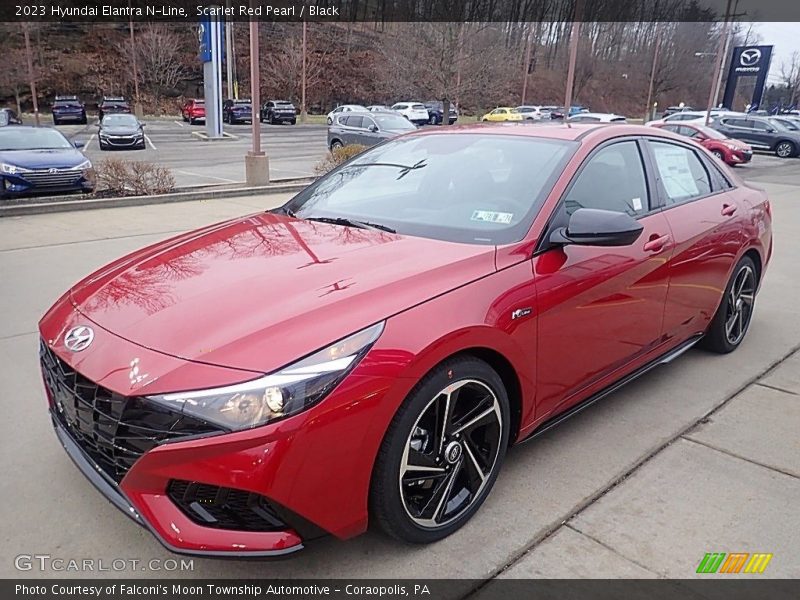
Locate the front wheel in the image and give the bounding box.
[712,149,725,161]
[700,256,757,353]
[370,357,510,544]
[775,141,796,158]
[330,140,343,151]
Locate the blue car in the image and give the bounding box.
[0,126,95,198]
[52,96,88,125]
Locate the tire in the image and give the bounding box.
[775,140,795,158]
[327,116,333,125]
[269,113,276,125]
[290,119,296,125]
[428,114,440,126]
[99,143,108,151]
[330,140,343,151]
[370,356,510,544]
[189,117,195,125]
[699,255,758,354]
[53,119,60,126]
[712,149,725,161]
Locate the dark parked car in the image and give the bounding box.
[52,96,87,125]
[327,110,416,150]
[423,101,458,125]
[0,108,22,126]
[261,100,297,125]
[223,99,253,124]
[712,115,800,158]
[98,97,131,121]
[181,99,205,124]
[0,126,94,198]
[98,113,146,150]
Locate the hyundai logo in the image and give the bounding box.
[48,168,58,174]
[64,326,94,352]
[740,48,762,67]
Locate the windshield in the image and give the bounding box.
[772,118,798,131]
[285,133,577,245]
[373,114,417,130]
[102,114,138,127]
[0,127,73,151]
[275,102,293,107]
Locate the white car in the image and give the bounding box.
[567,112,628,123]
[390,102,429,125]
[514,105,552,120]
[326,104,368,125]
[645,110,743,127]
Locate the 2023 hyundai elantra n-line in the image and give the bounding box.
[40,123,772,557]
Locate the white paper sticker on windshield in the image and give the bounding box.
[632,197,643,211]
[471,210,514,224]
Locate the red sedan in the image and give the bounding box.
[40,123,772,557]
[652,122,753,166]
[181,99,205,125]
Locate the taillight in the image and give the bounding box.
[764,199,772,218]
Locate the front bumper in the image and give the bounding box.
[51,413,304,558]
[53,112,85,122]
[100,135,144,148]
[2,170,94,196]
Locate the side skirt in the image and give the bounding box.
[519,334,703,445]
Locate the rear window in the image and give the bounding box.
[412,104,426,110]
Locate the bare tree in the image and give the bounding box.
[780,51,800,107]
[117,24,187,105]
[261,26,327,102]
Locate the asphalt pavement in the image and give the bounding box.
[56,118,329,187]
[0,155,798,584]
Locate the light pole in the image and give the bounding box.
[521,24,533,105]
[22,23,40,127]
[645,24,661,122]
[704,0,733,126]
[301,20,307,123]
[246,9,269,185]
[563,0,584,116]
[128,9,142,118]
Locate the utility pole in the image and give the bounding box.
[563,0,584,115]
[128,7,142,118]
[521,24,533,105]
[644,24,661,123]
[705,0,733,126]
[713,0,740,108]
[22,23,40,126]
[301,20,307,123]
[246,10,269,185]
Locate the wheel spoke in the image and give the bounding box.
[436,391,452,456]
[432,463,461,523]
[452,403,497,436]
[462,439,486,484]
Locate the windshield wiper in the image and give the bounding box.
[340,159,427,180]
[304,216,396,233]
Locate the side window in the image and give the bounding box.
[346,115,364,129]
[363,117,376,130]
[662,124,681,134]
[564,141,649,217]
[678,126,699,137]
[650,141,712,205]
[751,120,771,131]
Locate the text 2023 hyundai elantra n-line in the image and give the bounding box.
[39,123,772,557]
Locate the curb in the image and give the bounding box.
[0,180,314,218]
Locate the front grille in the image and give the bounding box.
[41,340,221,483]
[22,170,82,187]
[167,480,287,532]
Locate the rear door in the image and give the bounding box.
[533,138,673,419]
[644,137,746,342]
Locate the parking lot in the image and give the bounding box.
[56,118,329,186]
[0,151,798,584]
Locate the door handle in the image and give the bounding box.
[643,234,670,253]
[722,203,737,216]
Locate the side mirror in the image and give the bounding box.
[550,208,643,247]
[73,140,85,149]
[369,124,378,132]
[140,122,146,127]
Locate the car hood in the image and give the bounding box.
[0,148,87,169]
[100,125,141,135]
[68,213,496,373]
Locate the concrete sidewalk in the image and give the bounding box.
[498,350,800,579]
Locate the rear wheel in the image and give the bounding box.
[330,140,343,151]
[429,114,440,125]
[370,357,509,543]
[775,140,795,158]
[700,256,757,354]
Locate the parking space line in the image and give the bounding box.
[87,133,96,150]
[173,120,184,127]
[145,135,157,150]
[174,169,238,183]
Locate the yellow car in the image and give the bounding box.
[481,107,524,122]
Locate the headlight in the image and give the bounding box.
[147,322,385,431]
[1,162,30,174]
[76,159,92,170]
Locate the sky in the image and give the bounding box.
[751,23,800,84]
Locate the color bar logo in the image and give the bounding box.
[697,552,773,574]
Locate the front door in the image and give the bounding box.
[533,139,673,419]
